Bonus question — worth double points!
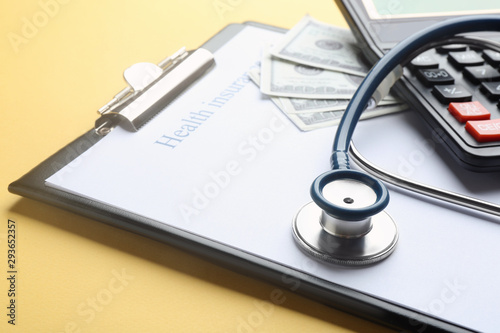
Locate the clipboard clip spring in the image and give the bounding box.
[95,47,215,136]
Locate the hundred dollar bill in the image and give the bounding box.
[259,47,398,101]
[248,68,407,131]
[270,16,367,76]
[249,68,351,111]
[250,67,398,113]
[260,45,365,100]
[285,103,408,131]
[279,97,351,113]
[278,94,398,114]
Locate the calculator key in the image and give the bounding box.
[448,101,490,123]
[436,44,467,54]
[416,68,454,86]
[480,81,500,100]
[463,64,500,84]
[465,119,500,142]
[432,84,473,104]
[448,51,484,69]
[483,49,500,67]
[410,53,439,70]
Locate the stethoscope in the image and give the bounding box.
[293,15,500,266]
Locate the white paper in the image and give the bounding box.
[47,25,500,332]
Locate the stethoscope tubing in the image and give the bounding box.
[332,15,500,171]
[350,142,500,218]
[347,33,500,219]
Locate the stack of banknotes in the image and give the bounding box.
[249,16,407,131]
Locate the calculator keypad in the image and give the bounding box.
[408,44,500,148]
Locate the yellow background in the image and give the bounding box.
[0,1,395,332]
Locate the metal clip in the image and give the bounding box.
[95,47,214,135]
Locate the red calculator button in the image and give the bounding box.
[465,119,500,142]
[448,101,491,123]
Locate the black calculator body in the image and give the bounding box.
[335,0,500,172]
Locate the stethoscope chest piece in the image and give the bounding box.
[293,170,398,266]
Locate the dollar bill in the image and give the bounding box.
[249,68,350,113]
[285,104,408,131]
[260,45,367,100]
[270,16,367,76]
[257,47,398,102]
[278,96,351,113]
[249,68,352,112]
[278,94,397,114]
[249,68,407,131]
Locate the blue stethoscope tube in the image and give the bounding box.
[332,15,500,170]
[311,15,500,222]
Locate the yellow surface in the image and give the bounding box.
[0,1,396,332]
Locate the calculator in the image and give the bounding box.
[335,0,500,172]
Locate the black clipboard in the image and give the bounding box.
[8,22,473,333]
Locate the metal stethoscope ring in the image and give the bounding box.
[293,169,398,266]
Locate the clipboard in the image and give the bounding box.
[8,21,479,333]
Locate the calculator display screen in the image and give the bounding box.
[363,0,500,19]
